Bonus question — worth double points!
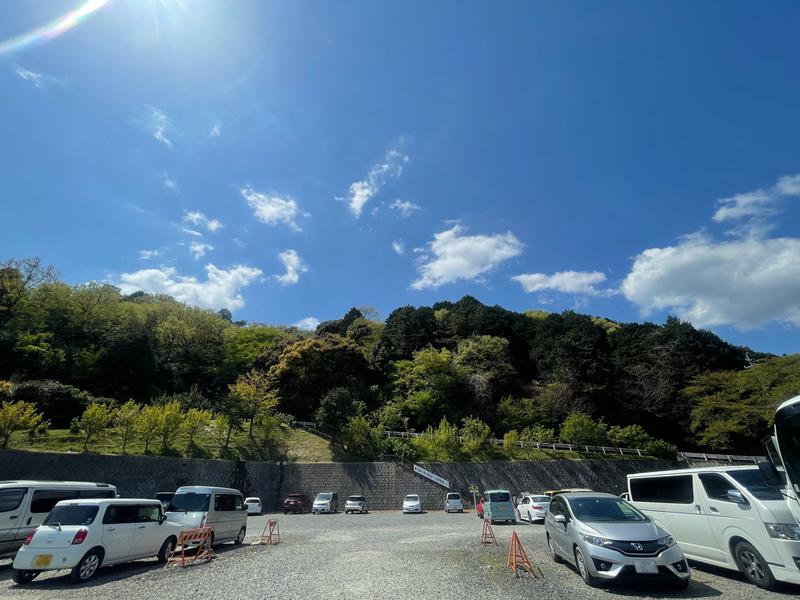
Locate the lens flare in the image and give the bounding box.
[0,0,111,56]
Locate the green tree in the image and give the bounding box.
[412,417,461,462]
[78,402,115,451]
[229,369,277,438]
[341,415,382,459]
[607,424,651,449]
[455,335,516,414]
[314,387,361,435]
[559,411,607,445]
[114,400,141,453]
[503,429,520,458]
[182,408,212,449]
[0,401,43,448]
[460,417,493,460]
[158,401,184,452]
[521,424,557,445]
[136,404,162,454]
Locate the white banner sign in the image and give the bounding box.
[413,464,450,489]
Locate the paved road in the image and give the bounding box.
[0,511,796,599]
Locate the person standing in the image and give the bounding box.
[476,496,485,519]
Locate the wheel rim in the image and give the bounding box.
[740,550,765,581]
[576,550,588,580]
[237,528,245,543]
[80,555,99,580]
[165,539,176,555]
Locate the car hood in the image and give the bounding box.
[578,520,666,541]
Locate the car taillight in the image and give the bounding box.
[532,505,542,510]
[23,530,36,545]
[71,528,88,545]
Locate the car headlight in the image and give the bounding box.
[765,523,800,540]
[580,533,613,547]
[658,535,676,547]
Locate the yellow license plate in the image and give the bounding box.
[33,554,53,568]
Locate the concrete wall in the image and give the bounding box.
[0,449,675,511]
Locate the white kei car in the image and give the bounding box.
[13,499,181,584]
[244,497,263,515]
[444,492,464,513]
[402,494,422,514]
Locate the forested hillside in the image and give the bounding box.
[1,257,795,459]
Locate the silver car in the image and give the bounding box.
[545,492,690,588]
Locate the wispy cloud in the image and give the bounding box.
[15,66,62,89]
[163,172,179,193]
[241,186,309,232]
[148,106,173,148]
[138,249,160,260]
[208,119,221,138]
[390,199,420,218]
[512,271,608,296]
[392,240,405,255]
[189,241,213,260]
[116,264,263,311]
[293,316,320,331]
[412,225,523,289]
[712,172,800,237]
[183,210,222,233]
[181,227,203,237]
[338,147,409,218]
[275,249,307,285]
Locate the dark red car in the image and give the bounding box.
[282,492,311,514]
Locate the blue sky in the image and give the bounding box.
[1,0,799,354]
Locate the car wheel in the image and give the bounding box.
[157,536,177,563]
[284,510,288,514]
[235,526,246,545]
[735,541,777,590]
[70,550,102,583]
[459,509,463,513]
[574,547,599,587]
[547,534,563,563]
[510,519,516,525]
[12,570,40,585]
[673,578,689,591]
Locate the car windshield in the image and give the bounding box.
[729,469,785,501]
[168,493,210,512]
[317,493,332,501]
[531,496,549,503]
[44,505,99,526]
[246,499,259,504]
[405,495,419,501]
[447,494,460,500]
[348,496,364,501]
[569,497,648,522]
[488,492,510,502]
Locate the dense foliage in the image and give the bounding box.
[1,257,795,459]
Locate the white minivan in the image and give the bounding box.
[12,498,180,584]
[0,481,117,557]
[165,486,247,545]
[628,466,800,590]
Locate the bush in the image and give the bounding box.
[412,417,461,462]
[340,415,381,459]
[0,400,43,448]
[520,424,557,445]
[10,380,97,428]
[608,424,651,448]
[460,417,493,460]
[69,417,81,435]
[644,438,678,458]
[559,411,607,445]
[503,430,519,458]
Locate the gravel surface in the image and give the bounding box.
[0,511,796,600]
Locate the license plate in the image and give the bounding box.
[33,554,53,568]
[633,559,658,574]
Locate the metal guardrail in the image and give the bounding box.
[295,421,648,456]
[678,451,763,464]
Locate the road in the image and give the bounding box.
[0,510,795,599]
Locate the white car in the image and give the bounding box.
[165,486,247,545]
[12,499,181,584]
[518,494,550,522]
[402,494,422,514]
[244,497,262,515]
[444,492,463,513]
[344,495,367,514]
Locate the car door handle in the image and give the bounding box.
[709,507,719,513]
[26,517,32,525]
[695,505,702,514]
[106,528,116,532]
[8,515,17,520]
[137,525,146,529]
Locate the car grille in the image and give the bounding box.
[606,540,667,556]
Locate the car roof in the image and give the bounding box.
[0,481,115,488]
[522,493,550,498]
[175,486,241,494]
[484,489,511,494]
[57,498,159,506]
[627,465,759,479]
[560,492,618,501]
[244,497,261,500]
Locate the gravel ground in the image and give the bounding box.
[0,511,796,600]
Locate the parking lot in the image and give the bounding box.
[0,510,796,600]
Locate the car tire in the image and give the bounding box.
[574,547,600,587]
[734,541,777,590]
[510,519,517,525]
[70,549,103,583]
[673,578,690,591]
[157,536,177,563]
[12,570,40,585]
[547,534,563,564]
[234,526,246,545]
[283,510,288,515]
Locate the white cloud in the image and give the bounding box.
[208,119,221,138]
[392,240,406,255]
[712,172,800,236]
[116,264,263,311]
[390,199,421,218]
[293,316,320,331]
[183,210,222,233]
[148,106,173,148]
[138,249,159,260]
[622,233,800,329]
[276,249,307,285]
[189,241,213,260]
[181,227,203,237]
[163,172,179,192]
[338,148,409,218]
[512,271,607,296]
[412,225,523,289]
[241,186,308,232]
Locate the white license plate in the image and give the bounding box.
[33,554,53,568]
[633,559,659,574]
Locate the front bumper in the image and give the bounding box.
[312,505,333,513]
[13,546,84,571]
[403,505,422,513]
[582,542,690,582]
[769,539,800,585]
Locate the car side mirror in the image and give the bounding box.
[553,514,567,524]
[159,514,167,524]
[726,489,748,505]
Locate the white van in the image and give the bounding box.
[165,486,247,545]
[12,498,181,584]
[628,466,800,590]
[0,481,117,557]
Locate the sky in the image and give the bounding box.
[1,0,799,355]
